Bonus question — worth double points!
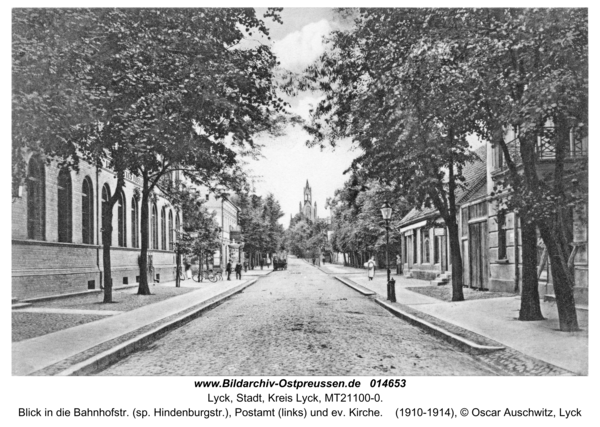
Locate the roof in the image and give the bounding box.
[399,205,438,225]
[399,146,487,226]
[456,145,488,204]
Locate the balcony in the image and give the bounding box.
[493,129,587,174]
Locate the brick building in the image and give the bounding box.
[12,153,180,299]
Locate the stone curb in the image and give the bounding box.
[12,303,33,309]
[20,284,139,304]
[333,276,376,296]
[243,269,274,277]
[300,258,334,275]
[373,299,505,355]
[54,278,258,376]
[334,275,504,355]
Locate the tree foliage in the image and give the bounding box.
[303,8,586,323]
[303,9,487,300]
[13,8,288,297]
[326,174,407,267]
[235,191,285,264]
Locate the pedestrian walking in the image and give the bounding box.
[226,260,232,281]
[243,260,248,272]
[235,262,242,280]
[396,254,401,275]
[366,257,376,281]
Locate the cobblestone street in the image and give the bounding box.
[97,258,500,376]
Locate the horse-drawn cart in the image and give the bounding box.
[272,252,288,271]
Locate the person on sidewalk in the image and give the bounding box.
[226,260,232,281]
[235,262,242,280]
[366,257,376,281]
[396,254,401,275]
[259,258,264,270]
[243,260,248,272]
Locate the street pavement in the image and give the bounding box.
[97,257,503,376]
[318,262,588,375]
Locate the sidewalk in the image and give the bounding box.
[319,263,588,375]
[12,275,263,376]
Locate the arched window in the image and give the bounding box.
[57,169,72,242]
[168,210,174,250]
[151,203,159,250]
[27,157,45,240]
[82,177,94,244]
[117,191,126,247]
[161,207,167,250]
[131,197,139,248]
[101,184,111,245]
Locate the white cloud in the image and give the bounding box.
[272,19,332,73]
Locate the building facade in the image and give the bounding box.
[398,134,588,306]
[204,194,240,268]
[12,154,180,300]
[488,127,588,302]
[399,146,487,284]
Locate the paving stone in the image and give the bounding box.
[97,259,504,376]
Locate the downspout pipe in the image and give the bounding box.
[96,163,101,288]
[514,213,520,293]
[221,197,225,269]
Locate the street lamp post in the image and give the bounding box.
[381,201,395,302]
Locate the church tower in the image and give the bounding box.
[300,180,314,221]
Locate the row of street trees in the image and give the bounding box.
[13,8,287,302]
[327,175,407,268]
[235,192,286,267]
[302,8,587,331]
[158,179,221,282]
[285,214,331,261]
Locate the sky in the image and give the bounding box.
[238,7,493,228]
[242,8,358,226]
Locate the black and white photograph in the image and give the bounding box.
[6,2,596,425]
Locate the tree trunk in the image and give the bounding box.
[519,129,578,331]
[538,222,579,331]
[175,249,181,288]
[101,177,124,303]
[519,220,544,320]
[137,177,152,295]
[447,221,465,301]
[101,204,114,303]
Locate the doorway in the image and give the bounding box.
[468,220,489,290]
